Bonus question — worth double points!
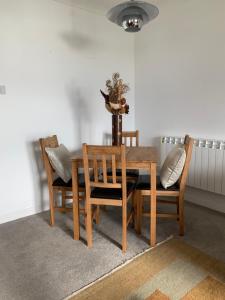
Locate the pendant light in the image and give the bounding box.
[107,0,159,32]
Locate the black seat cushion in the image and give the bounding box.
[136,175,179,191]
[107,169,139,178]
[91,181,136,200]
[53,173,86,188]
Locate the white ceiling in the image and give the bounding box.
[53,0,160,16]
[53,0,122,15]
[73,0,122,14]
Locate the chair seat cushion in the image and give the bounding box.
[53,173,86,188]
[107,169,139,178]
[91,181,136,200]
[136,175,179,191]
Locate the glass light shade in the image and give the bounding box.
[122,15,143,32]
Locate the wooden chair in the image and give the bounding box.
[107,130,139,179]
[83,144,136,252]
[122,130,139,179]
[122,130,139,147]
[135,135,194,239]
[39,135,85,226]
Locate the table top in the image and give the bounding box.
[71,146,158,169]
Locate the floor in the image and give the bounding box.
[0,201,225,300]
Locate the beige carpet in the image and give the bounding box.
[68,239,225,300]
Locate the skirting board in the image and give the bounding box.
[0,206,49,225]
[185,186,225,214]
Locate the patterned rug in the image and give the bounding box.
[67,239,225,300]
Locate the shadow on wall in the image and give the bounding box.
[152,137,161,148]
[103,132,112,145]
[67,86,92,146]
[26,88,93,215]
[60,30,98,51]
[26,141,48,213]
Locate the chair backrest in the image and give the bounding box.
[83,144,127,200]
[122,130,139,147]
[179,135,194,190]
[39,135,59,185]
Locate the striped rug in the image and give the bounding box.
[68,239,225,300]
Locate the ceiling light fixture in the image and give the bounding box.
[107,0,159,33]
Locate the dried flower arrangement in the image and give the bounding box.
[100,73,129,115]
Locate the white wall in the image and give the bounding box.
[0,0,135,223]
[135,0,225,146]
[135,0,225,210]
[2,0,225,223]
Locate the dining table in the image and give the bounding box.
[71,146,158,247]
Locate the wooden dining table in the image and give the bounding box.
[71,146,158,247]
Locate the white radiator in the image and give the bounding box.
[161,136,225,196]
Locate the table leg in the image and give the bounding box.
[72,160,80,240]
[150,162,156,247]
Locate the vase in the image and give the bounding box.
[112,115,122,146]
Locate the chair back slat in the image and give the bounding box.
[130,137,133,147]
[122,130,139,147]
[102,155,107,183]
[112,154,117,184]
[93,158,98,183]
[83,144,127,194]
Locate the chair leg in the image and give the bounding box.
[176,196,179,221]
[134,191,138,232]
[131,193,136,228]
[150,193,157,247]
[135,191,142,235]
[49,188,55,226]
[178,194,184,236]
[95,205,100,225]
[84,206,87,232]
[86,201,93,248]
[122,204,127,253]
[150,163,157,247]
[62,190,66,211]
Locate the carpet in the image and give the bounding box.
[67,239,225,300]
